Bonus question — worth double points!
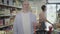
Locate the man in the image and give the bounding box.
[39,5,53,34]
[13,1,37,34]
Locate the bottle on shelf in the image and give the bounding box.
[4,0,7,5]
[18,0,22,7]
[13,0,16,7]
[0,0,2,4]
[0,31,5,34]
[9,0,13,6]
[4,18,10,26]
[2,0,4,4]
[10,17,15,24]
[5,26,13,34]
[4,8,10,16]
[7,0,9,5]
[10,8,17,16]
[0,7,4,15]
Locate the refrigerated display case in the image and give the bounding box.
[46,0,60,34]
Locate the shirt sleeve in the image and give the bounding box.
[32,14,37,29]
[32,15,37,24]
[13,15,18,34]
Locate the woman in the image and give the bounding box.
[38,5,53,34]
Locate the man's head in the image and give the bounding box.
[41,5,46,12]
[22,1,29,11]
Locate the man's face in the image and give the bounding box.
[22,2,29,10]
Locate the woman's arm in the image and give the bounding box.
[45,19,54,26]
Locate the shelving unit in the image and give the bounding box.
[0,22,13,27]
[0,4,22,9]
[0,0,22,34]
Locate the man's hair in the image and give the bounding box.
[41,5,46,11]
[22,1,29,5]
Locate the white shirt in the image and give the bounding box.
[13,11,36,34]
[21,12,31,34]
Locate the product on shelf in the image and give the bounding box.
[10,17,15,24]
[0,31,5,34]
[58,14,60,18]
[9,0,13,6]
[55,23,60,28]
[0,8,5,15]
[11,10,17,15]
[5,26,13,34]
[14,2,16,7]
[2,0,4,4]
[0,19,3,26]
[0,0,2,4]
[13,0,16,6]
[5,30,13,34]
[58,18,60,23]
[4,9,10,16]
[10,8,17,16]
[8,30,13,34]
[7,0,9,5]
[4,18,10,26]
[16,1,21,7]
[4,0,7,5]
[0,11,4,15]
[14,0,21,7]
[9,26,13,30]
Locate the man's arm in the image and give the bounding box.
[33,15,37,29]
[32,15,37,34]
[13,16,18,34]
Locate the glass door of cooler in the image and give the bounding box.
[57,4,60,23]
[46,0,60,33]
[45,4,57,31]
[46,4,57,24]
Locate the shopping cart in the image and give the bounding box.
[36,29,48,34]
[36,24,54,34]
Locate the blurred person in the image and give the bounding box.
[38,5,53,34]
[13,1,37,34]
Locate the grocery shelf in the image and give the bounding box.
[0,14,16,17]
[0,23,13,28]
[0,30,13,34]
[0,4,22,9]
[0,15,11,17]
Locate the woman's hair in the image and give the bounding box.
[41,5,46,11]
